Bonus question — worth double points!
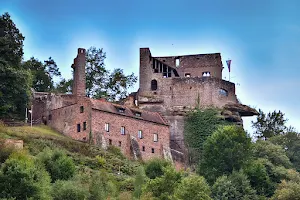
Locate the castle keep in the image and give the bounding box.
[125,48,257,159]
[33,47,257,166]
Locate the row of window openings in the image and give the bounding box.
[108,139,156,153]
[105,123,158,142]
[77,122,87,132]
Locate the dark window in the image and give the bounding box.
[83,122,87,130]
[152,148,155,153]
[151,80,158,90]
[121,126,126,135]
[48,114,52,120]
[109,139,112,145]
[80,106,84,113]
[118,108,125,113]
[77,124,81,132]
[118,141,121,147]
[219,89,228,96]
[142,146,145,151]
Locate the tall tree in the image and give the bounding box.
[22,57,61,92]
[85,46,108,97]
[0,12,25,67]
[199,125,253,184]
[0,12,31,119]
[252,109,288,139]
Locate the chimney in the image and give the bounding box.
[72,48,86,97]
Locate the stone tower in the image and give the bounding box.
[72,48,86,97]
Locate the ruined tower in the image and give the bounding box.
[72,48,86,97]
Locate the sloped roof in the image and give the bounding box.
[90,99,168,126]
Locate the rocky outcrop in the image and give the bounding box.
[223,103,259,116]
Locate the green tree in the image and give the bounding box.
[184,108,230,165]
[199,125,252,184]
[173,175,212,200]
[253,140,292,169]
[0,61,32,118]
[243,159,275,197]
[0,12,25,67]
[89,170,118,200]
[0,12,31,119]
[144,166,182,200]
[270,131,300,172]
[0,151,51,200]
[144,158,171,179]
[38,148,75,182]
[271,180,300,200]
[211,171,258,200]
[54,78,73,94]
[252,109,288,139]
[133,166,147,199]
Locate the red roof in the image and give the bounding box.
[90,99,168,126]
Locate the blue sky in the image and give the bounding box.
[1,0,299,133]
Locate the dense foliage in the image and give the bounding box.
[199,125,252,184]
[184,108,230,165]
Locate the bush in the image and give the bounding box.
[144,166,182,199]
[212,171,258,200]
[107,145,125,158]
[173,175,212,200]
[271,180,300,200]
[38,148,75,182]
[0,151,51,200]
[144,158,171,179]
[52,180,89,200]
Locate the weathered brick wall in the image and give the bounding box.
[91,109,170,161]
[32,93,76,123]
[154,53,223,78]
[48,97,91,142]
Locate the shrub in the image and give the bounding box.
[52,180,89,200]
[144,158,171,179]
[174,175,212,200]
[95,155,106,168]
[38,148,75,182]
[212,171,258,200]
[0,151,52,200]
[107,145,125,158]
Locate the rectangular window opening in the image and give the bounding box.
[153,133,158,142]
[80,106,84,113]
[77,124,81,132]
[121,126,126,135]
[118,141,121,147]
[138,130,143,139]
[175,58,180,67]
[83,122,87,130]
[105,123,110,132]
[142,146,145,151]
[152,148,155,153]
[109,139,112,145]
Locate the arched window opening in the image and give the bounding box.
[151,79,158,90]
[219,88,228,96]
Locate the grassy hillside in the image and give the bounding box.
[0,124,140,183]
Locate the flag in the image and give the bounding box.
[226,60,231,72]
